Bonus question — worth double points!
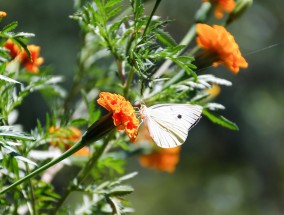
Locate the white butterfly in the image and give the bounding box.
[139,104,202,148]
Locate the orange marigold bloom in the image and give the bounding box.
[203,0,235,19]
[97,92,139,142]
[196,23,248,74]
[49,126,90,156]
[21,45,44,73]
[4,40,44,73]
[139,147,181,173]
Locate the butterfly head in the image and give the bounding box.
[139,104,148,120]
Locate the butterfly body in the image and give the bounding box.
[140,104,202,148]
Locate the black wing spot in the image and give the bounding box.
[177,114,182,119]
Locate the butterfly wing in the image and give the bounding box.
[144,104,202,148]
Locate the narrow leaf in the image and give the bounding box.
[70,118,88,127]
[109,185,134,196]
[0,74,21,84]
[105,0,122,9]
[118,172,138,182]
[203,109,239,130]
[14,32,35,38]
[156,30,177,47]
[0,126,35,141]
[2,21,18,32]
[10,152,38,166]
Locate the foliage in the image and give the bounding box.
[0,0,251,214]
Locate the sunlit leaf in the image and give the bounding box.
[0,75,21,84]
[10,152,37,166]
[0,126,35,141]
[109,185,134,196]
[202,109,239,130]
[2,21,18,33]
[117,172,138,182]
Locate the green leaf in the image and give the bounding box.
[70,118,88,127]
[0,126,35,141]
[117,172,138,182]
[172,57,197,80]
[105,0,122,10]
[0,74,21,84]
[155,30,177,47]
[106,6,123,20]
[0,47,11,62]
[10,37,31,60]
[2,21,18,33]
[98,156,125,175]
[10,152,37,166]
[109,185,134,196]
[14,32,35,38]
[203,109,239,130]
[0,142,37,166]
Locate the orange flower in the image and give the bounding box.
[4,40,21,59]
[196,23,248,74]
[203,0,235,19]
[0,11,7,18]
[21,45,44,73]
[97,92,139,142]
[4,40,44,73]
[139,147,181,173]
[136,124,180,173]
[49,126,90,156]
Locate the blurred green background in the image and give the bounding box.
[1,0,284,214]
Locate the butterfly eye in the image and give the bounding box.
[177,114,182,119]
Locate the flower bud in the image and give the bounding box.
[0,11,7,19]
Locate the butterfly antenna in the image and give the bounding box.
[244,43,279,57]
[195,43,279,73]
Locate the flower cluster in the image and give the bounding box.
[97,92,139,142]
[196,23,248,74]
[4,39,44,73]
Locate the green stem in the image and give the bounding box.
[123,67,135,98]
[142,0,162,38]
[25,163,37,215]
